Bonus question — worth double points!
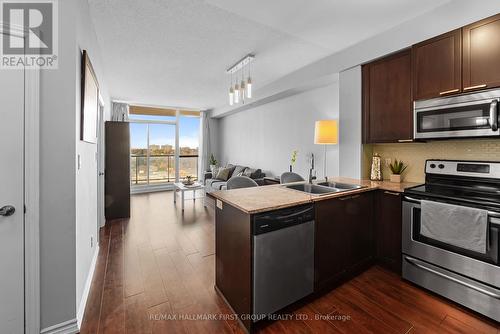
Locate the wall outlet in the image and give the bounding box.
[91,236,93,248]
[385,158,391,167]
[77,154,81,170]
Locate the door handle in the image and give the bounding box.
[404,256,500,299]
[384,191,400,196]
[99,172,105,176]
[439,88,460,96]
[490,99,498,131]
[0,205,15,217]
[463,84,487,91]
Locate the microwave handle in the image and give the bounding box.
[490,99,498,131]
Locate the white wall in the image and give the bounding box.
[39,0,78,329]
[75,0,110,328]
[339,67,362,178]
[38,0,109,331]
[218,82,339,180]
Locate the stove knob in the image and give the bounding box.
[429,163,436,169]
[438,164,445,169]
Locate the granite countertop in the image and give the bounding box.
[209,177,421,214]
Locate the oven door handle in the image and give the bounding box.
[404,196,500,221]
[404,196,421,203]
[490,99,498,132]
[404,256,500,299]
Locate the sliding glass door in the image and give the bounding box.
[130,123,148,185]
[129,111,199,190]
[148,123,176,184]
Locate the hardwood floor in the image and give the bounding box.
[80,191,500,334]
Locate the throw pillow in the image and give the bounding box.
[250,168,263,179]
[232,165,247,177]
[216,167,232,181]
[226,164,237,178]
[210,166,220,177]
[242,168,253,177]
[243,168,262,179]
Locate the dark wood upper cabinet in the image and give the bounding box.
[362,50,413,144]
[463,13,500,92]
[412,29,462,100]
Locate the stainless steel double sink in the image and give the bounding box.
[284,181,365,196]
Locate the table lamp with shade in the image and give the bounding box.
[314,120,338,181]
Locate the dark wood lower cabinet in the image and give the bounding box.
[314,198,349,290]
[215,189,403,332]
[375,190,403,274]
[315,192,374,292]
[215,202,252,331]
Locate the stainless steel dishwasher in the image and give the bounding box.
[252,204,315,317]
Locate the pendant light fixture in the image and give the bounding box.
[226,54,255,106]
[234,81,240,104]
[229,72,234,106]
[240,68,246,104]
[246,60,252,99]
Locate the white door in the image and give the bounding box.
[0,44,25,332]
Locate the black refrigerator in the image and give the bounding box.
[105,121,130,219]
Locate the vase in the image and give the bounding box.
[370,154,382,181]
[210,165,217,174]
[390,174,401,183]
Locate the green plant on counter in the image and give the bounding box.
[290,150,298,165]
[389,159,408,175]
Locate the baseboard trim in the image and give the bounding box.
[77,245,100,329]
[40,318,78,334]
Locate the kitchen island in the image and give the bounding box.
[209,177,419,333]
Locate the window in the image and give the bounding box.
[129,107,200,189]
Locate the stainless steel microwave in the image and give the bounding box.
[414,89,500,140]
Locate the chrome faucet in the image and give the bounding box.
[308,153,316,184]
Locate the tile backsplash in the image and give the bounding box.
[363,139,500,183]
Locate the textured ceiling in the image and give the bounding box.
[88,0,449,110]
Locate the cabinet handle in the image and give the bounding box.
[384,191,400,196]
[339,194,361,201]
[439,88,460,95]
[464,84,487,91]
[398,139,413,143]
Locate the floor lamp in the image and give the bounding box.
[314,120,338,181]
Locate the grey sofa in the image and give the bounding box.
[204,164,265,192]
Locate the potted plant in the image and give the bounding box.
[209,154,218,174]
[183,175,194,185]
[290,150,298,172]
[389,159,408,183]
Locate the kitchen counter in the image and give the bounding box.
[209,177,420,214]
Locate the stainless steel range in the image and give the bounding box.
[403,160,500,321]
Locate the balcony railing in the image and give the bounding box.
[130,154,198,185]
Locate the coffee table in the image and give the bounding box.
[173,182,206,211]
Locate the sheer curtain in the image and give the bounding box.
[198,111,211,181]
[112,102,129,121]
